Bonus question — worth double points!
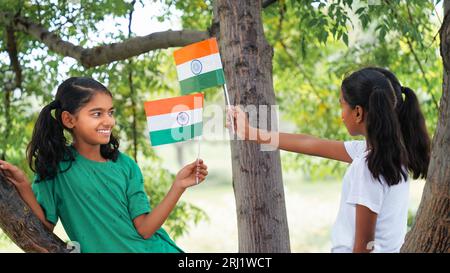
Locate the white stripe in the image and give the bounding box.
[147,108,203,132]
[176,53,223,82]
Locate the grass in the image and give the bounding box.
[176,173,425,252]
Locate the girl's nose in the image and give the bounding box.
[103,116,115,127]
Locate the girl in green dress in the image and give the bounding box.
[0,77,208,253]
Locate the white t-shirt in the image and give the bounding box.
[331,140,409,253]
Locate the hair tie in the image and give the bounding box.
[401,86,411,94]
[49,100,61,109]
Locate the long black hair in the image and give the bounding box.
[368,67,431,180]
[341,67,430,186]
[27,77,120,182]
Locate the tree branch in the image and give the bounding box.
[0,173,70,253]
[0,12,209,69]
[5,25,22,89]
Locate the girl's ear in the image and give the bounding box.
[61,111,76,129]
[354,105,365,124]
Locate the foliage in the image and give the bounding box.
[407,209,417,231]
[159,0,213,30]
[262,0,442,180]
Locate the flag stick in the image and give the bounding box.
[195,104,203,185]
[195,133,202,185]
[222,83,235,136]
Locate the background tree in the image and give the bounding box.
[401,0,449,252]
[214,0,290,252]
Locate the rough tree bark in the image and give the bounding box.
[401,1,450,253]
[214,0,290,252]
[0,173,70,252]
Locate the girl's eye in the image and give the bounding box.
[108,110,115,117]
[92,112,101,117]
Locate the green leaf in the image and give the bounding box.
[343,32,348,46]
[308,18,319,28]
[355,7,365,15]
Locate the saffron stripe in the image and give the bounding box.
[173,38,219,66]
[144,93,203,117]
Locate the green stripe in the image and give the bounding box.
[179,69,225,94]
[149,122,203,146]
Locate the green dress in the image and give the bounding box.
[32,147,183,253]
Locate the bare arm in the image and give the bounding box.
[227,106,352,163]
[257,130,351,163]
[0,160,55,232]
[132,185,184,239]
[353,204,377,253]
[132,160,208,240]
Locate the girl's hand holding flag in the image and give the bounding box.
[174,159,208,189]
[226,106,257,141]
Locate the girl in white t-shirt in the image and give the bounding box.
[227,67,431,253]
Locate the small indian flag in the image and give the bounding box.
[174,38,225,94]
[144,93,203,146]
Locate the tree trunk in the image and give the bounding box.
[0,173,70,253]
[401,1,450,253]
[214,0,290,252]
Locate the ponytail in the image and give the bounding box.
[27,100,74,181]
[364,67,431,180]
[366,87,408,186]
[397,87,431,179]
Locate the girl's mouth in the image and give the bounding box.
[97,129,111,136]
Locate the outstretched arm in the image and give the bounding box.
[0,160,55,232]
[227,106,352,163]
[132,159,208,240]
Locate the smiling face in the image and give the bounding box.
[62,92,115,146]
[339,89,366,136]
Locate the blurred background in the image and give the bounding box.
[0,0,441,252]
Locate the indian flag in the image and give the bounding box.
[144,93,203,146]
[174,38,225,94]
